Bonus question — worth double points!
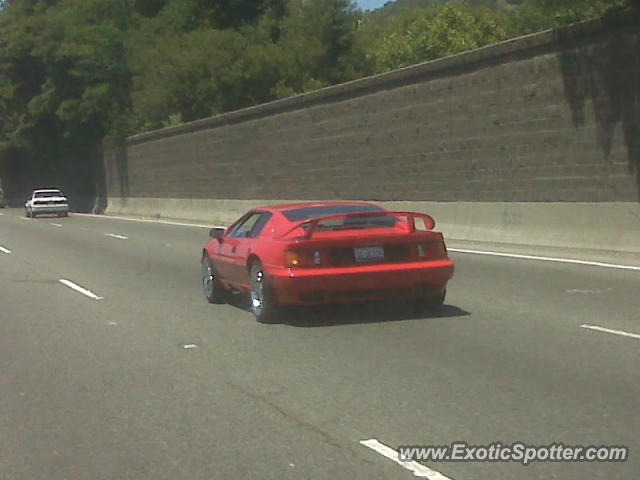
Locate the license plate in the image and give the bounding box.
[354,245,384,262]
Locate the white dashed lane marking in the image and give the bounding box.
[360,439,453,479]
[59,279,104,300]
[105,233,128,240]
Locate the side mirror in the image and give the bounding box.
[209,227,226,243]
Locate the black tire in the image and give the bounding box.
[249,261,283,324]
[201,254,229,304]
[412,288,446,315]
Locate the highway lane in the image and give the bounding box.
[1,207,639,480]
[0,210,402,480]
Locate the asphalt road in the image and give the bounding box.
[1,207,639,480]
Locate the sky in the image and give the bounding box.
[355,0,393,11]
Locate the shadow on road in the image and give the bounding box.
[285,302,469,327]
[226,294,469,327]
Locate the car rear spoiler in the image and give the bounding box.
[279,211,436,239]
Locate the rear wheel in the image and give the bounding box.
[201,254,229,304]
[250,261,282,324]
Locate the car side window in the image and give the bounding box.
[247,212,272,238]
[228,212,271,238]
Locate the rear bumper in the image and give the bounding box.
[30,204,69,214]
[268,259,454,305]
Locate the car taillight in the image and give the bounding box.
[284,249,323,268]
[284,251,302,267]
[415,241,448,259]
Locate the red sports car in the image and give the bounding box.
[201,202,454,323]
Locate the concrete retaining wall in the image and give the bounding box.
[104,7,640,256]
[106,197,640,256]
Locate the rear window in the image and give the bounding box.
[282,204,384,221]
[35,191,62,198]
[282,204,399,232]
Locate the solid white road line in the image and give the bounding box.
[59,279,104,300]
[50,223,63,227]
[76,213,219,229]
[565,287,613,294]
[448,248,640,272]
[581,324,640,341]
[105,233,128,240]
[0,245,12,254]
[360,439,452,480]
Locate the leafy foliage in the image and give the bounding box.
[365,4,509,71]
[511,0,630,33]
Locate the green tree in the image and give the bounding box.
[512,0,630,33]
[134,0,170,17]
[127,26,251,129]
[274,0,362,95]
[366,4,509,72]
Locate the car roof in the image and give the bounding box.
[256,201,379,212]
[33,188,61,193]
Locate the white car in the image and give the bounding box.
[25,189,69,218]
